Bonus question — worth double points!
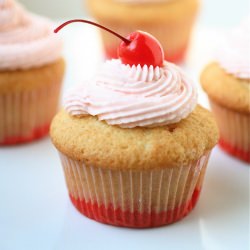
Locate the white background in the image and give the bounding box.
[1,1,250,250]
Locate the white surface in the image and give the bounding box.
[0,27,249,250]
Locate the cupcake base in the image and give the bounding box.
[0,81,60,145]
[1,123,49,145]
[70,187,201,228]
[219,139,250,163]
[209,100,250,163]
[0,59,65,145]
[59,151,210,228]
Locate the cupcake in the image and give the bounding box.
[51,22,218,228]
[200,20,250,163]
[85,0,200,63]
[0,0,65,145]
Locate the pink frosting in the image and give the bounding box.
[0,0,63,70]
[64,59,197,128]
[215,18,250,79]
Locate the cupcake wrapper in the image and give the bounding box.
[97,18,195,63]
[0,81,61,145]
[59,152,211,228]
[210,100,250,163]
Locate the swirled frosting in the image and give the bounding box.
[215,18,250,79]
[0,0,62,70]
[64,59,197,128]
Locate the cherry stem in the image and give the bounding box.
[54,19,131,45]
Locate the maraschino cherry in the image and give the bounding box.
[54,19,164,67]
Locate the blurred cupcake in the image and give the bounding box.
[85,0,200,63]
[201,19,250,163]
[0,0,65,145]
[51,27,218,228]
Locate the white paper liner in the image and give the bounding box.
[0,81,61,144]
[210,100,250,153]
[59,151,210,215]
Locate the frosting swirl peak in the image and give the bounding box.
[65,59,197,128]
[0,0,63,70]
[215,18,250,79]
[0,0,28,31]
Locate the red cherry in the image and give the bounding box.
[54,20,164,67]
[118,31,164,67]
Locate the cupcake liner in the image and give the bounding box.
[210,100,250,163]
[97,17,195,63]
[0,81,61,145]
[59,151,211,228]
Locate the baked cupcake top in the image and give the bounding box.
[51,105,217,169]
[201,19,250,113]
[0,0,62,71]
[215,18,250,79]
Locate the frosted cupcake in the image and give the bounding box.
[201,19,250,163]
[85,0,200,63]
[0,0,65,145]
[51,21,218,228]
